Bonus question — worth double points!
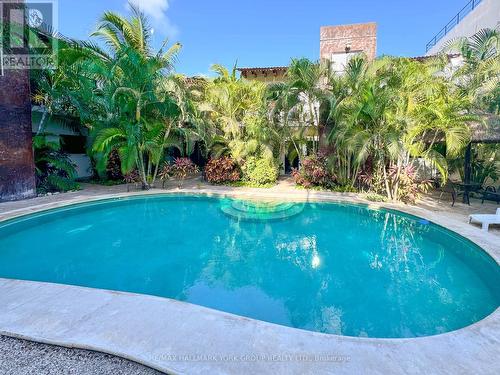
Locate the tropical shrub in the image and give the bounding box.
[360,164,431,203]
[124,170,140,191]
[105,149,123,181]
[292,153,335,189]
[205,157,241,184]
[241,156,257,181]
[33,135,79,193]
[449,144,499,185]
[157,158,199,187]
[364,193,388,202]
[250,159,278,186]
[158,163,171,187]
[242,157,278,186]
[387,165,432,204]
[124,170,140,182]
[470,159,499,186]
[169,158,199,180]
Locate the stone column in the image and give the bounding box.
[0,0,36,201]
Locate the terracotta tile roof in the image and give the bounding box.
[409,53,461,61]
[237,66,288,72]
[469,113,500,143]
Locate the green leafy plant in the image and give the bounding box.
[364,193,388,202]
[33,135,79,193]
[242,157,278,186]
[448,144,499,186]
[471,159,499,186]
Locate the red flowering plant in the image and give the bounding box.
[204,157,241,184]
[171,158,199,179]
[387,164,432,204]
[124,170,140,192]
[292,153,336,189]
[159,158,199,188]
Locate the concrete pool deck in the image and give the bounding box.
[0,180,499,374]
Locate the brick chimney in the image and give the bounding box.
[320,23,377,62]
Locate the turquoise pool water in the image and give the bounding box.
[0,195,498,338]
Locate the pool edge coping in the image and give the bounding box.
[0,278,499,375]
[0,187,499,374]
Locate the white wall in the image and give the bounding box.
[32,109,92,178]
[330,51,362,73]
[68,154,92,178]
[427,0,500,55]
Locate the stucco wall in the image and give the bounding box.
[427,0,500,55]
[32,111,92,178]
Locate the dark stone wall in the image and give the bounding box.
[0,67,36,201]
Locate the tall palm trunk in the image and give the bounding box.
[137,150,149,190]
[151,120,173,186]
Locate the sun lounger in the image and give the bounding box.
[469,208,500,231]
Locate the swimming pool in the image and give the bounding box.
[0,195,498,338]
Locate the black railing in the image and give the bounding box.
[426,0,483,52]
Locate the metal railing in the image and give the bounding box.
[426,0,483,52]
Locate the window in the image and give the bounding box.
[60,135,87,154]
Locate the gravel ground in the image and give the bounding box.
[0,335,164,375]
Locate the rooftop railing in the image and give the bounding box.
[426,0,483,52]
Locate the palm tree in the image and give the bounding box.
[61,5,183,189]
[266,80,304,168]
[326,55,473,199]
[266,58,326,168]
[202,64,267,161]
[441,28,500,186]
[443,27,500,112]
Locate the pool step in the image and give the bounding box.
[220,200,304,221]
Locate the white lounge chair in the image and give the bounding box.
[469,208,500,232]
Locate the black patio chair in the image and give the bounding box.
[480,186,500,204]
[438,181,458,206]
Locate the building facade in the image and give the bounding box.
[320,23,377,72]
[31,109,92,179]
[426,0,500,55]
[238,23,377,81]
